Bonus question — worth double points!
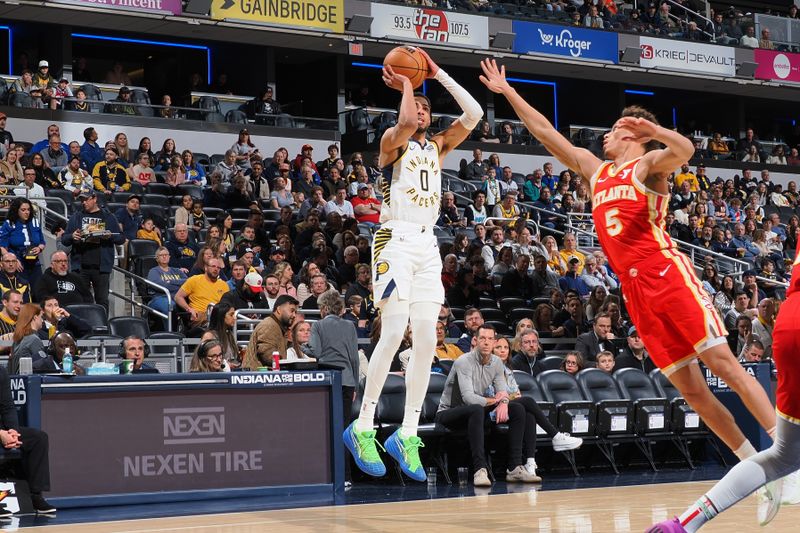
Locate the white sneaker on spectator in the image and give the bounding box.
[473,468,491,487]
[506,465,542,483]
[525,458,538,476]
[552,432,583,451]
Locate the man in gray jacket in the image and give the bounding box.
[307,289,359,482]
[435,323,539,486]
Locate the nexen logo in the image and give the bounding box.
[163,407,225,445]
[230,372,327,385]
[537,28,592,57]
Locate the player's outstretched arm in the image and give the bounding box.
[418,49,483,157]
[379,66,418,167]
[479,58,600,180]
[618,116,694,177]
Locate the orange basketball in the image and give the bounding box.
[383,46,429,89]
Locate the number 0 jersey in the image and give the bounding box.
[590,157,677,277]
[379,139,442,226]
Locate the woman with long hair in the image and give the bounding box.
[182,149,206,186]
[208,302,239,367]
[114,132,132,167]
[713,275,737,316]
[29,153,57,189]
[189,246,216,277]
[494,334,583,480]
[155,138,178,171]
[542,235,566,276]
[0,148,24,184]
[296,262,322,304]
[0,198,45,289]
[287,320,315,361]
[701,263,723,294]
[213,212,234,253]
[231,129,256,170]
[189,338,224,373]
[133,136,155,164]
[272,261,297,297]
[490,246,514,285]
[174,194,194,227]
[585,285,608,322]
[532,303,555,337]
[165,155,187,188]
[10,303,44,374]
[510,318,534,352]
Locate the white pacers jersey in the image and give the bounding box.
[379,139,441,226]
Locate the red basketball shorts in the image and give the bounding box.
[621,251,727,376]
[773,295,800,424]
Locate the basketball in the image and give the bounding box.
[383,46,428,89]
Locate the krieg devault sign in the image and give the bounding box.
[370,3,489,49]
[639,36,736,77]
[211,0,343,33]
[55,0,182,15]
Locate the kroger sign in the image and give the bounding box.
[512,21,618,63]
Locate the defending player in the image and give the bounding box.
[343,49,482,481]
[648,246,800,531]
[479,58,785,506]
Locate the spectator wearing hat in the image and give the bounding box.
[264,245,286,272]
[49,77,72,110]
[92,147,130,195]
[230,129,257,170]
[32,59,55,96]
[219,271,268,311]
[324,185,354,219]
[614,325,656,372]
[558,256,590,298]
[351,183,381,227]
[61,188,125,311]
[106,86,136,115]
[114,195,143,242]
[243,293,298,368]
[248,86,281,122]
[293,144,317,173]
[695,163,712,191]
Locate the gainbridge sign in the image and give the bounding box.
[210,0,344,33]
[370,2,489,49]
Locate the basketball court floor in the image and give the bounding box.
[5,466,799,532]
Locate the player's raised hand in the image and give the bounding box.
[382,65,411,92]
[479,59,511,94]
[617,116,659,145]
[416,48,439,78]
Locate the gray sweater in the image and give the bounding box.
[307,314,360,387]
[438,349,508,412]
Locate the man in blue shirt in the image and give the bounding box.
[114,195,142,242]
[79,127,104,174]
[558,257,590,297]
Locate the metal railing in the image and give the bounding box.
[110,265,173,331]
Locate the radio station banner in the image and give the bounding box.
[55,0,182,15]
[754,49,800,83]
[370,3,489,49]
[210,0,344,33]
[512,20,618,63]
[639,37,735,77]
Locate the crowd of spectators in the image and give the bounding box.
[400,1,800,51]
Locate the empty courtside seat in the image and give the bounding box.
[650,369,703,434]
[513,370,556,435]
[614,368,669,435]
[577,368,633,437]
[375,373,407,434]
[537,370,595,437]
[540,356,564,371]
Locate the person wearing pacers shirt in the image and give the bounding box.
[33,251,92,306]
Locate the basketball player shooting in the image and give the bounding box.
[343,48,482,482]
[479,58,791,518]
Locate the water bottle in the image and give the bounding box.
[62,347,73,374]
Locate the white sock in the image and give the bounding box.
[733,439,757,461]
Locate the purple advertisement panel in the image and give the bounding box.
[56,0,182,16]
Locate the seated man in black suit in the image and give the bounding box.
[574,312,615,362]
[0,366,55,515]
[511,330,545,376]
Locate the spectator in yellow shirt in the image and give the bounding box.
[674,163,700,192]
[174,257,229,328]
[435,320,463,361]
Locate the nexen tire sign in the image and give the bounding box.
[639,37,735,77]
[370,3,489,49]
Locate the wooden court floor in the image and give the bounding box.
[14,481,800,532]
